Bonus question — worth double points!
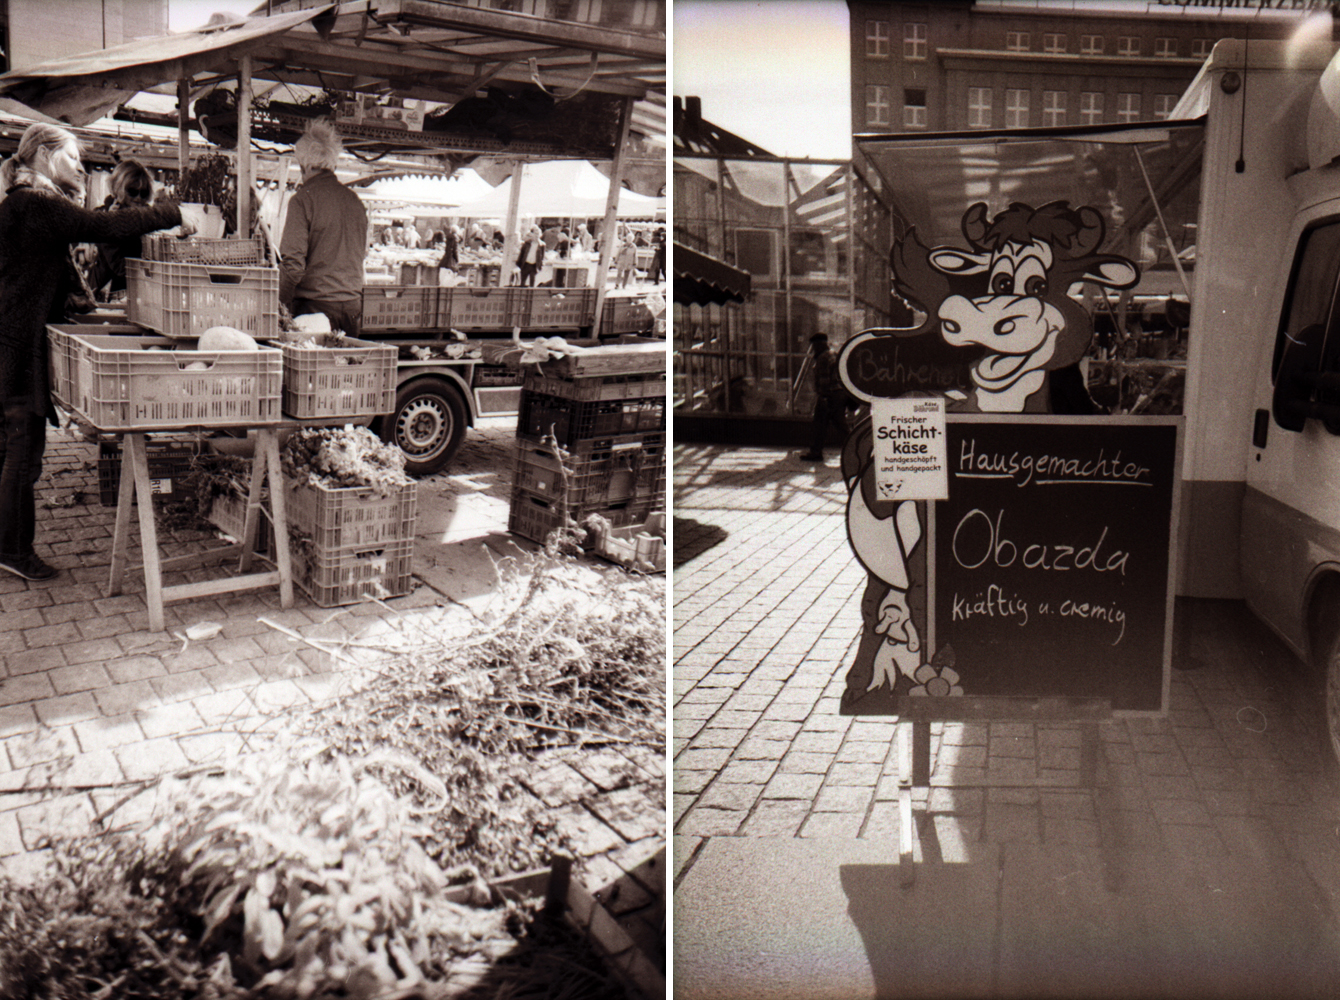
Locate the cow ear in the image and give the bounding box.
[1081,255,1140,289]
[929,247,990,275]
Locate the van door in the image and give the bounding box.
[1242,204,1340,662]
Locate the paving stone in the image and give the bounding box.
[695,781,763,813]
[739,799,809,836]
[73,713,145,753]
[813,784,873,813]
[676,805,745,838]
[762,772,823,800]
[92,680,160,717]
[798,811,863,838]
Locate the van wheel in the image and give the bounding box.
[378,377,467,477]
[1327,632,1340,766]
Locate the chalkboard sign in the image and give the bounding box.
[933,415,1181,713]
[839,415,1181,717]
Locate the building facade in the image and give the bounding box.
[0,0,169,73]
[849,0,1312,135]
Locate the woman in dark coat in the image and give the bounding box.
[0,123,185,581]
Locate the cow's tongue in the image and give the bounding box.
[976,353,1028,385]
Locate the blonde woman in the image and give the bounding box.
[0,123,187,580]
[87,157,156,298]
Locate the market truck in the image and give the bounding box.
[356,284,662,475]
[852,36,1340,759]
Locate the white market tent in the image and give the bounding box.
[446,160,661,220]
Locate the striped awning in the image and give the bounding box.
[674,243,750,306]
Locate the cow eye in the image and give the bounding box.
[991,272,1014,294]
[1024,275,1047,297]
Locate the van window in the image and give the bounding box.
[1273,219,1340,384]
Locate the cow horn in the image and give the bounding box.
[961,202,991,248]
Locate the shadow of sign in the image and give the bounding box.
[841,841,1340,1000]
[673,516,727,567]
[839,858,1001,999]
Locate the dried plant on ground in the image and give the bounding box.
[301,550,667,879]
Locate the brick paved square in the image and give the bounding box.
[986,756,1037,784]
[814,784,873,813]
[751,721,803,741]
[0,705,38,741]
[935,744,987,771]
[0,810,22,858]
[5,725,78,770]
[1135,751,1190,777]
[105,656,168,684]
[135,702,205,741]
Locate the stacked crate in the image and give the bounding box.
[509,358,667,547]
[283,478,418,607]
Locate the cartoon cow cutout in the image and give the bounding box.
[890,200,1140,413]
[837,201,1140,711]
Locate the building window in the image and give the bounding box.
[866,85,891,127]
[1154,37,1177,58]
[1117,92,1141,122]
[1155,94,1178,119]
[1043,33,1066,54]
[866,20,889,58]
[968,87,993,129]
[1006,31,1030,52]
[1080,91,1103,125]
[1117,36,1141,58]
[1081,34,1103,56]
[1043,90,1066,127]
[904,22,927,61]
[1192,38,1213,59]
[904,88,927,129]
[1006,88,1030,128]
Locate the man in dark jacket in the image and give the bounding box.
[279,120,368,335]
[800,333,849,462]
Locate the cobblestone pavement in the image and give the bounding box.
[0,417,665,962]
[672,441,1340,994]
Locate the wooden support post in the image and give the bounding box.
[593,95,635,330]
[237,55,253,238]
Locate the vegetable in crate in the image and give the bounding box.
[282,426,414,495]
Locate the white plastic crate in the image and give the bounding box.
[48,324,283,431]
[127,258,279,340]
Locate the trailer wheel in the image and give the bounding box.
[380,377,467,477]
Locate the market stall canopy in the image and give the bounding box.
[855,120,1205,257]
[674,243,751,306]
[446,160,661,219]
[0,0,666,163]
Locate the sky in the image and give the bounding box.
[674,0,853,160]
[168,0,264,33]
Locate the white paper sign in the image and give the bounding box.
[872,397,948,501]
